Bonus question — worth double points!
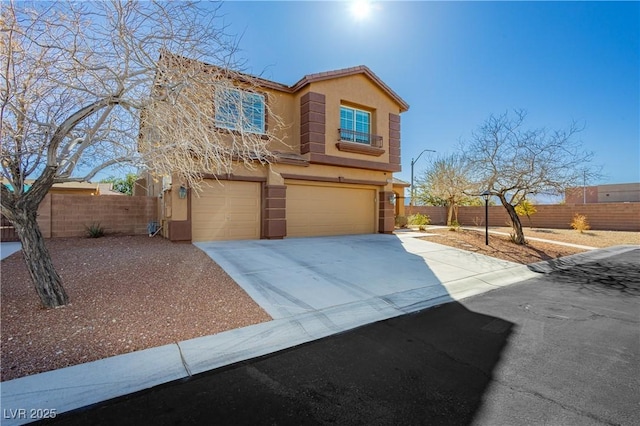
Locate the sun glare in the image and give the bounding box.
[350,0,372,21]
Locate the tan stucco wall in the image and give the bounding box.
[266,90,298,153]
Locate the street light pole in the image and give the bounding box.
[481,190,491,245]
[410,149,436,209]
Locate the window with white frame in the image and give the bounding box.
[215,87,265,134]
[340,106,371,144]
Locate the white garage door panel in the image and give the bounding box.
[192,181,260,241]
[287,184,376,237]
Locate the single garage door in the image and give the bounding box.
[286,183,376,237]
[192,180,261,241]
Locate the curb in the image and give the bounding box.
[527,245,640,274]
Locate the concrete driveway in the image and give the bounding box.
[195,232,537,320]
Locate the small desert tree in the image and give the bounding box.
[415,153,474,226]
[464,110,597,244]
[101,173,138,196]
[1,1,283,308]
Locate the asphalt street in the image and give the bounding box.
[40,248,639,426]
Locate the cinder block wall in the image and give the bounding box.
[37,194,158,238]
[406,203,640,231]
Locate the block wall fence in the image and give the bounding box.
[37,194,158,238]
[406,203,640,232]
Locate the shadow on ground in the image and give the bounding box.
[41,301,513,425]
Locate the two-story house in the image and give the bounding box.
[143,63,409,242]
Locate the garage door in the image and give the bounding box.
[286,183,376,237]
[191,180,261,241]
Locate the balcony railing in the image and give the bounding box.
[338,128,383,148]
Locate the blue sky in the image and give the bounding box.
[217,0,639,188]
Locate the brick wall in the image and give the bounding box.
[405,203,640,231]
[37,194,158,238]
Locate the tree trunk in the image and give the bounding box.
[13,212,69,308]
[446,204,453,226]
[500,198,526,245]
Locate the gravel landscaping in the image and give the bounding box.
[1,236,270,382]
[418,226,639,264]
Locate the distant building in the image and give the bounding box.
[565,183,640,204]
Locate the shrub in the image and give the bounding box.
[570,214,590,233]
[85,222,105,238]
[448,220,460,231]
[516,199,537,228]
[395,215,408,228]
[408,213,431,226]
[418,225,426,232]
[515,199,537,218]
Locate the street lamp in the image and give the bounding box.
[410,148,436,208]
[481,190,491,245]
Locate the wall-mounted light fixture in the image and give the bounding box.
[178,185,188,199]
[388,193,396,206]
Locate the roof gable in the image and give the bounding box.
[290,66,409,112]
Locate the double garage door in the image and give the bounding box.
[191,180,376,241]
[286,183,376,237]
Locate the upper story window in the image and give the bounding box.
[339,105,382,147]
[340,106,370,143]
[215,87,265,134]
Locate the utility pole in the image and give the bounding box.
[410,148,436,209]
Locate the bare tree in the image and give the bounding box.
[1,1,283,308]
[465,110,598,244]
[415,154,475,226]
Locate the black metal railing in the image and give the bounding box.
[338,128,383,148]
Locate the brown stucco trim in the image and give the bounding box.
[308,153,401,172]
[389,113,401,167]
[168,220,192,241]
[262,184,286,239]
[335,142,385,157]
[281,173,387,186]
[339,177,388,186]
[170,187,193,242]
[378,190,395,234]
[274,156,310,167]
[300,92,326,155]
[281,174,339,184]
[200,173,267,182]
